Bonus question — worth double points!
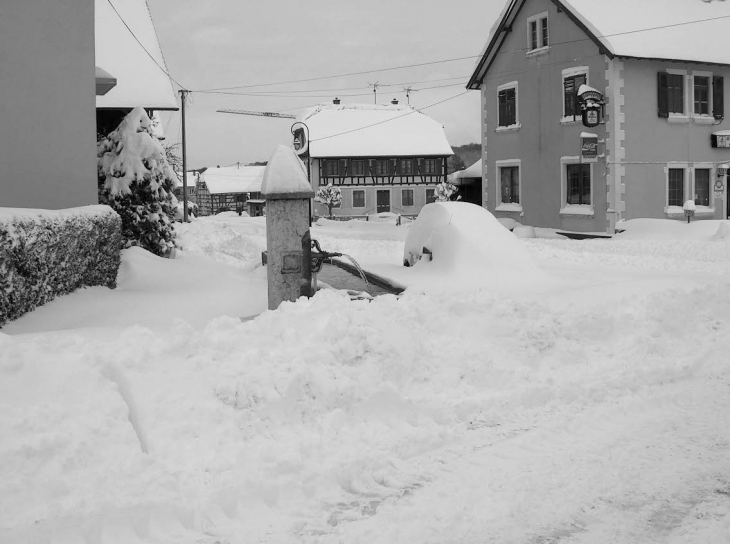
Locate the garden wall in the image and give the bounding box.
[0,205,121,327]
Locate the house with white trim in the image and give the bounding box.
[292,100,453,219]
[468,0,730,233]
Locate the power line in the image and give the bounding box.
[106,0,188,91]
[310,90,471,143]
[192,55,480,93]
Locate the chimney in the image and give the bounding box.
[333,97,341,104]
[391,98,399,105]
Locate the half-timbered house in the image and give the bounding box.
[292,100,453,219]
[196,166,266,216]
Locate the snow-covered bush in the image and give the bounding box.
[0,206,121,327]
[97,107,178,257]
[435,180,460,202]
[315,183,342,219]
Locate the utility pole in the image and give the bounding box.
[368,82,379,104]
[179,89,189,222]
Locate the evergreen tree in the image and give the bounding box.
[97,107,178,257]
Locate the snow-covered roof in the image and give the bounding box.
[449,160,482,183]
[300,103,453,158]
[469,0,730,88]
[173,171,197,189]
[201,166,266,195]
[95,0,178,110]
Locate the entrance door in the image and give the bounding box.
[377,190,390,213]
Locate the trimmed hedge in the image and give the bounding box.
[0,205,122,327]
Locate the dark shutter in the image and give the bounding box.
[435,158,443,178]
[389,158,395,177]
[498,90,506,126]
[340,159,348,178]
[658,72,669,118]
[714,76,724,120]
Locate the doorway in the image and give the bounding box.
[377,190,390,213]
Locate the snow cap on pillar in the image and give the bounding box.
[261,145,314,200]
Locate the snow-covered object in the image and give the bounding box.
[435,179,460,202]
[299,103,453,158]
[200,166,266,195]
[261,145,313,198]
[683,200,697,212]
[448,159,482,185]
[95,0,177,109]
[402,202,541,289]
[97,107,178,256]
[315,183,342,218]
[513,225,536,239]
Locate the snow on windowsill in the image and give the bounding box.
[665,205,715,217]
[526,46,550,58]
[560,116,580,126]
[559,204,594,217]
[495,203,523,213]
[667,115,689,124]
[692,115,717,125]
[496,123,521,133]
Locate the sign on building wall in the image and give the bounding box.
[581,133,598,163]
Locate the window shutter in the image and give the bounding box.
[714,76,724,120]
[436,158,443,177]
[340,159,348,177]
[498,90,506,126]
[417,158,423,176]
[658,72,669,118]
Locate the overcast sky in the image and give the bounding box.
[147,0,505,169]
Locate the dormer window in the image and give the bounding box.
[527,12,549,55]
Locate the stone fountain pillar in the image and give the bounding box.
[261,145,315,310]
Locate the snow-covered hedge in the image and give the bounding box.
[0,206,121,327]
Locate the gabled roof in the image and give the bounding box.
[448,160,482,183]
[300,103,454,158]
[95,0,178,110]
[469,0,730,89]
[200,166,266,195]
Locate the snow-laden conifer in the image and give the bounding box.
[97,107,178,257]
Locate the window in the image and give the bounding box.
[402,189,414,207]
[527,13,549,52]
[563,70,587,120]
[352,189,365,208]
[668,73,684,114]
[497,82,518,128]
[324,160,339,177]
[375,159,388,176]
[657,70,688,119]
[668,168,684,207]
[694,168,710,206]
[566,164,591,205]
[424,159,437,174]
[426,188,436,204]
[400,159,414,175]
[351,160,365,177]
[500,166,519,204]
[694,76,710,116]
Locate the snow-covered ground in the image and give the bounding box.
[2,210,730,544]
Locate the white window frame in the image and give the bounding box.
[526,12,549,56]
[496,81,521,132]
[352,189,366,209]
[560,156,594,217]
[561,67,589,125]
[666,68,690,124]
[495,159,522,212]
[401,188,415,208]
[691,70,715,124]
[664,162,689,213]
[691,163,715,212]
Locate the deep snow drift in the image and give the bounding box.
[2,213,730,544]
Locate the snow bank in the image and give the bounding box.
[402,202,542,291]
[616,218,730,241]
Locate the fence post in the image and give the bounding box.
[261,146,315,310]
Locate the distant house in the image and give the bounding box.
[173,171,198,199]
[1,0,99,209]
[468,0,730,233]
[292,100,453,219]
[95,0,178,136]
[197,166,266,216]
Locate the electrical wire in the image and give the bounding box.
[106,0,188,91]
